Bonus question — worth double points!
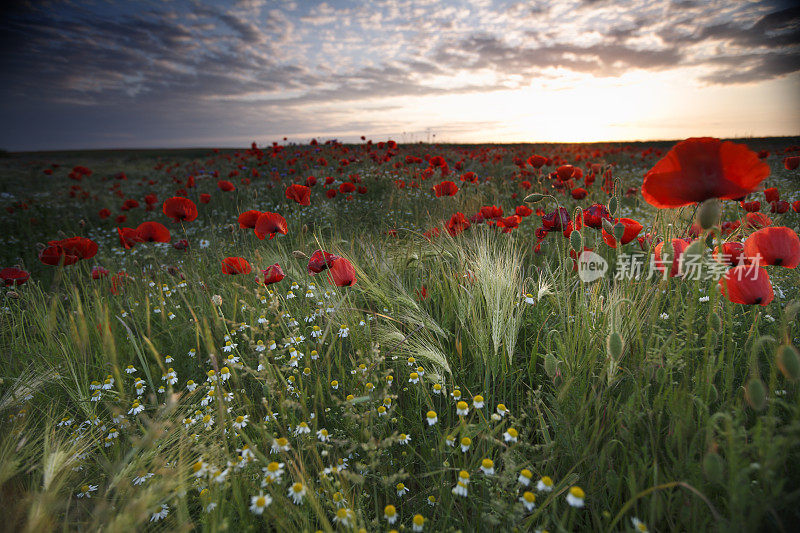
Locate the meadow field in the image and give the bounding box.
[1,137,799,532]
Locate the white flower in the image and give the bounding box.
[333,508,353,527]
[503,428,519,443]
[566,486,585,508]
[232,415,249,430]
[288,482,306,504]
[199,239,210,249]
[398,433,411,444]
[337,325,349,338]
[294,422,311,436]
[128,401,144,415]
[316,428,330,442]
[519,491,536,511]
[262,461,284,483]
[76,484,98,498]
[426,410,438,426]
[480,458,495,475]
[150,504,169,522]
[250,493,272,514]
[631,517,649,532]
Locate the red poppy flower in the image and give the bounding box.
[497,215,521,233]
[571,187,588,200]
[432,180,458,197]
[601,218,643,248]
[480,205,503,220]
[110,271,131,295]
[0,267,29,286]
[328,257,356,287]
[260,263,285,285]
[528,155,547,168]
[305,176,317,187]
[163,197,198,222]
[741,200,761,212]
[770,200,791,214]
[173,239,189,250]
[339,182,356,194]
[582,204,612,229]
[238,210,262,229]
[326,189,337,199]
[98,208,111,219]
[91,266,110,279]
[308,249,340,274]
[136,221,171,243]
[793,200,800,213]
[39,245,79,266]
[117,227,143,249]
[541,207,571,232]
[286,184,311,205]
[785,156,799,170]
[641,137,770,208]
[743,226,800,268]
[653,238,690,277]
[254,212,288,240]
[446,212,471,236]
[713,242,746,267]
[218,180,236,191]
[221,257,252,275]
[743,212,772,229]
[764,187,780,203]
[50,236,98,260]
[719,265,774,306]
[200,193,211,204]
[556,165,575,180]
[515,205,533,217]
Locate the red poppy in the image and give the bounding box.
[117,227,143,249]
[308,249,340,274]
[794,200,800,213]
[770,200,791,214]
[306,176,317,187]
[764,187,780,203]
[221,257,252,275]
[260,263,285,285]
[785,156,799,170]
[641,137,770,208]
[528,155,547,168]
[582,204,612,229]
[432,180,458,197]
[326,189,337,199]
[110,271,131,295]
[601,218,643,248]
[653,238,690,277]
[743,212,772,229]
[200,193,211,204]
[254,212,288,240]
[571,187,588,200]
[713,242,745,267]
[238,210,262,229]
[339,182,356,194]
[91,266,110,279]
[286,184,311,205]
[515,205,533,217]
[446,212,471,236]
[328,257,356,287]
[218,180,236,191]
[480,205,503,220]
[136,221,171,243]
[173,239,189,251]
[98,208,111,219]
[0,267,29,286]
[719,265,774,306]
[556,165,575,180]
[50,236,98,260]
[741,200,761,212]
[497,215,520,233]
[541,207,571,232]
[163,197,198,222]
[743,226,800,268]
[39,245,79,266]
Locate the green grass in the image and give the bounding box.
[1,140,799,531]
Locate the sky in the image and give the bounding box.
[1,0,799,151]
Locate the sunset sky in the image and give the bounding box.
[1,0,799,150]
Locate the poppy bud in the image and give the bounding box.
[777,344,800,382]
[292,250,308,260]
[696,198,721,230]
[523,193,545,204]
[745,377,767,411]
[607,332,623,360]
[569,230,583,253]
[544,353,559,377]
[608,196,618,217]
[601,218,615,236]
[703,451,725,484]
[612,222,626,244]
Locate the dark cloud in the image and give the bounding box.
[0,0,798,149]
